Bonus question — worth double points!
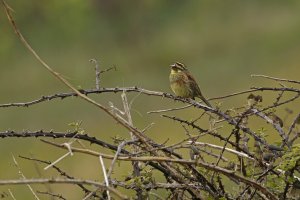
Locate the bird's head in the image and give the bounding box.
[170,62,187,74]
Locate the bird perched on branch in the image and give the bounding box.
[169,62,212,107]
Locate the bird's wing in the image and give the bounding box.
[186,71,212,107]
[186,71,203,96]
[174,72,190,85]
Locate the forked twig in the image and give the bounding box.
[11,154,40,200]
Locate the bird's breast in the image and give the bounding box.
[169,73,192,98]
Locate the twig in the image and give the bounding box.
[99,156,110,200]
[287,113,300,140]
[36,191,66,200]
[214,130,235,166]
[251,74,300,84]
[121,91,135,140]
[0,178,128,199]
[89,59,100,89]
[8,189,16,200]
[44,152,72,170]
[100,66,116,74]
[288,132,300,147]
[19,155,100,197]
[147,104,192,114]
[107,140,132,178]
[12,154,40,200]
[273,90,284,106]
[0,130,130,155]
[196,146,228,162]
[209,89,258,100]
[112,180,205,190]
[251,87,300,94]
[121,92,143,199]
[189,141,253,160]
[29,153,55,200]
[251,108,288,145]
[141,123,155,133]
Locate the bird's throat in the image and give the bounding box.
[171,69,177,75]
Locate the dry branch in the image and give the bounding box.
[0,178,128,199]
[41,139,279,200]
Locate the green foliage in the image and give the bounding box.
[111,135,126,145]
[277,144,300,171]
[265,174,285,193]
[257,127,268,138]
[125,168,155,190]
[68,120,85,134]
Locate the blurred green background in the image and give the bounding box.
[1,0,300,199]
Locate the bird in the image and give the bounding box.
[169,62,212,107]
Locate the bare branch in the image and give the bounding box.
[251,74,300,84]
[0,130,126,154]
[89,58,101,89]
[36,191,66,200]
[107,140,133,178]
[287,113,300,140]
[98,155,110,200]
[44,152,72,170]
[0,178,128,199]
[189,141,253,161]
[8,189,17,200]
[19,156,100,198]
[147,104,192,114]
[12,154,40,200]
[251,108,288,145]
[99,66,116,74]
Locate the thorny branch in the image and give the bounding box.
[0,86,299,109]
[0,178,128,199]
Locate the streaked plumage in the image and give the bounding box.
[169,62,212,107]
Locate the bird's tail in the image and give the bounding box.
[198,95,212,107]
